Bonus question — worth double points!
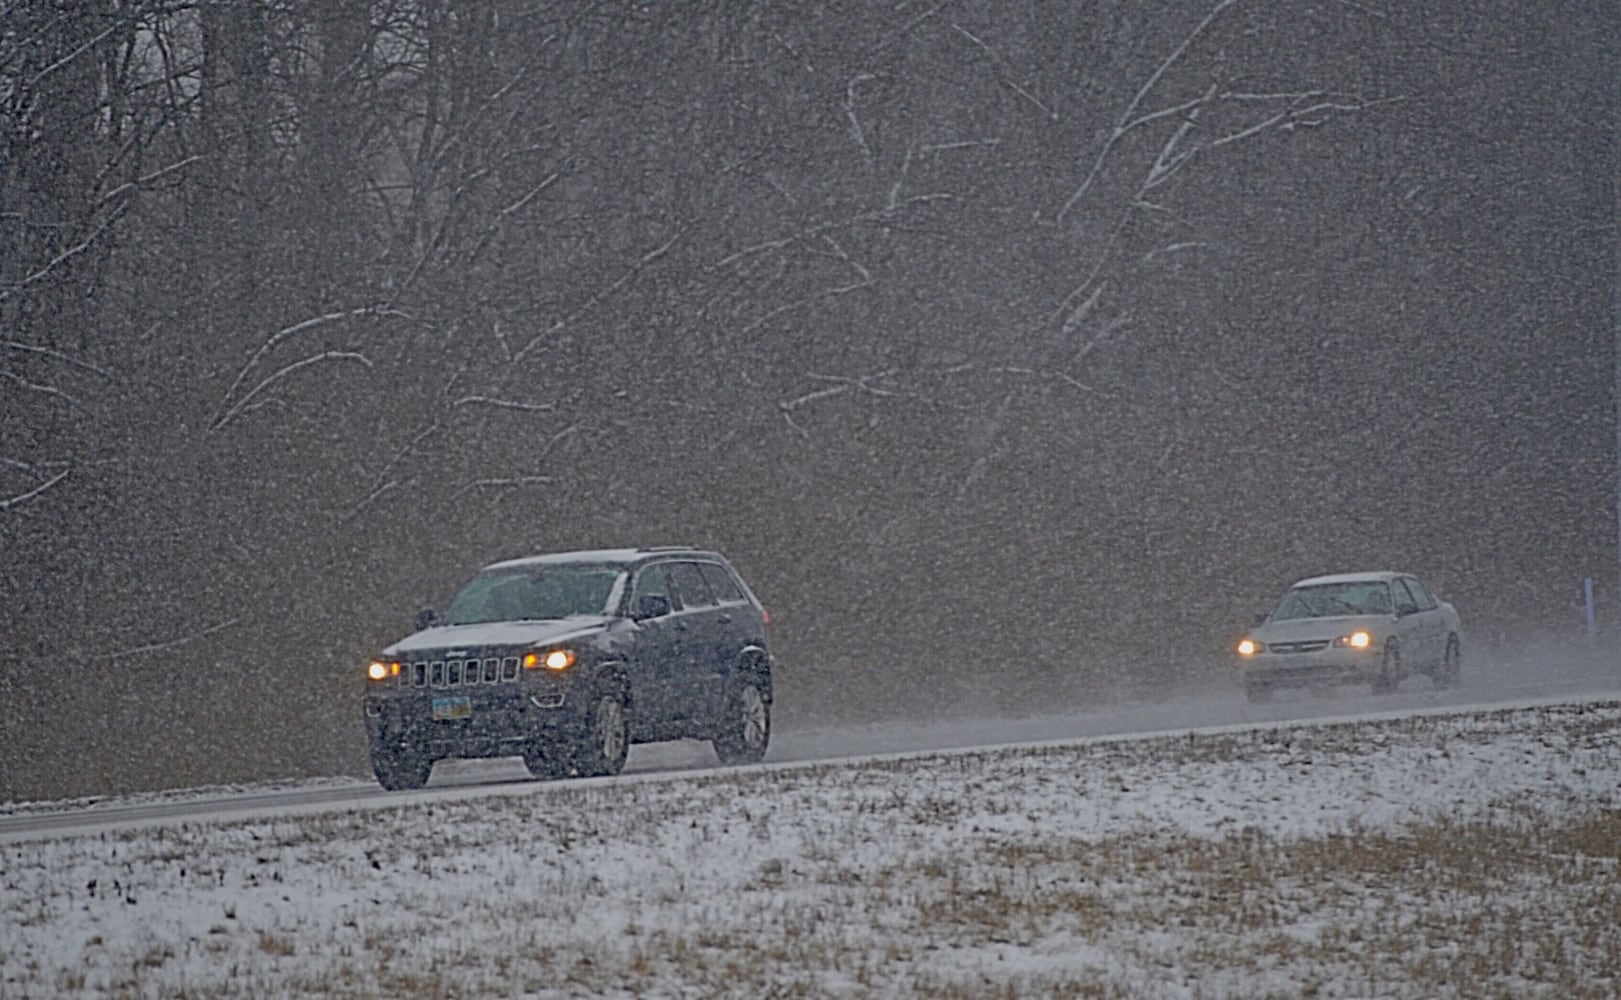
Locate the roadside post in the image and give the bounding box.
[1585,577,1597,656]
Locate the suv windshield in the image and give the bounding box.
[1271,581,1391,620]
[442,566,623,625]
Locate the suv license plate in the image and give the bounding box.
[432,696,472,720]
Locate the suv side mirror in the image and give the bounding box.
[1250,612,1269,627]
[634,594,671,620]
[414,608,439,630]
[1395,601,1419,617]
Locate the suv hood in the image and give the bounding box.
[1254,614,1390,643]
[384,616,611,656]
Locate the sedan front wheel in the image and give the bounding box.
[1371,644,1401,695]
[1432,636,1461,689]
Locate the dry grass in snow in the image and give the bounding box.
[2,701,1618,998]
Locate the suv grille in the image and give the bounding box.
[398,657,520,688]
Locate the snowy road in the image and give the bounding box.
[4,652,1616,842]
[4,677,1617,998]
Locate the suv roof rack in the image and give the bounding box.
[636,545,699,553]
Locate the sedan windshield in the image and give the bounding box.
[443,567,623,625]
[1271,581,1392,620]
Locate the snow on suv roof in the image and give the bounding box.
[1292,570,1403,587]
[482,548,706,571]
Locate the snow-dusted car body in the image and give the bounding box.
[1236,571,1461,702]
[362,548,772,789]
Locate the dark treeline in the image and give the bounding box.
[2,1,1614,800]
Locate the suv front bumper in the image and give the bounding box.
[364,681,588,760]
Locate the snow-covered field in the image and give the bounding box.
[3,699,1617,999]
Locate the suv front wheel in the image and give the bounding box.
[522,742,572,780]
[713,675,770,765]
[572,689,629,777]
[371,748,433,791]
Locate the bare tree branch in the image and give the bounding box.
[453,173,560,275]
[739,279,874,337]
[347,367,469,520]
[0,202,130,303]
[443,475,555,503]
[1206,93,1384,149]
[1,369,79,407]
[844,73,877,165]
[213,351,375,431]
[111,618,241,658]
[1057,0,1240,222]
[438,424,579,505]
[93,154,208,210]
[514,231,685,362]
[714,194,955,269]
[780,382,853,413]
[1,339,115,379]
[0,468,70,512]
[214,306,408,428]
[986,365,1112,396]
[951,22,1057,121]
[22,22,123,90]
[452,396,557,413]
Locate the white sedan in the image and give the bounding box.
[1235,571,1461,702]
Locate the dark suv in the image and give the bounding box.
[362,547,773,790]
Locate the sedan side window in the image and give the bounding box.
[1359,584,1392,615]
[1392,578,1421,614]
[1404,578,1439,611]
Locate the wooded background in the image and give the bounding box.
[3,1,1615,800]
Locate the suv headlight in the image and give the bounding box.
[1237,638,1263,656]
[523,648,576,671]
[1333,631,1372,649]
[367,660,401,681]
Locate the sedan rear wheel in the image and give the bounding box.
[1432,636,1461,689]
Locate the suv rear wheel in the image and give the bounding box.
[713,676,770,765]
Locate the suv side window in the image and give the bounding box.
[667,561,715,609]
[631,565,672,616]
[697,562,744,603]
[1403,577,1438,611]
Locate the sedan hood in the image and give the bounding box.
[384,616,611,656]
[1253,614,1390,643]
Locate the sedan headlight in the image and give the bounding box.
[1333,631,1373,649]
[1237,638,1263,656]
